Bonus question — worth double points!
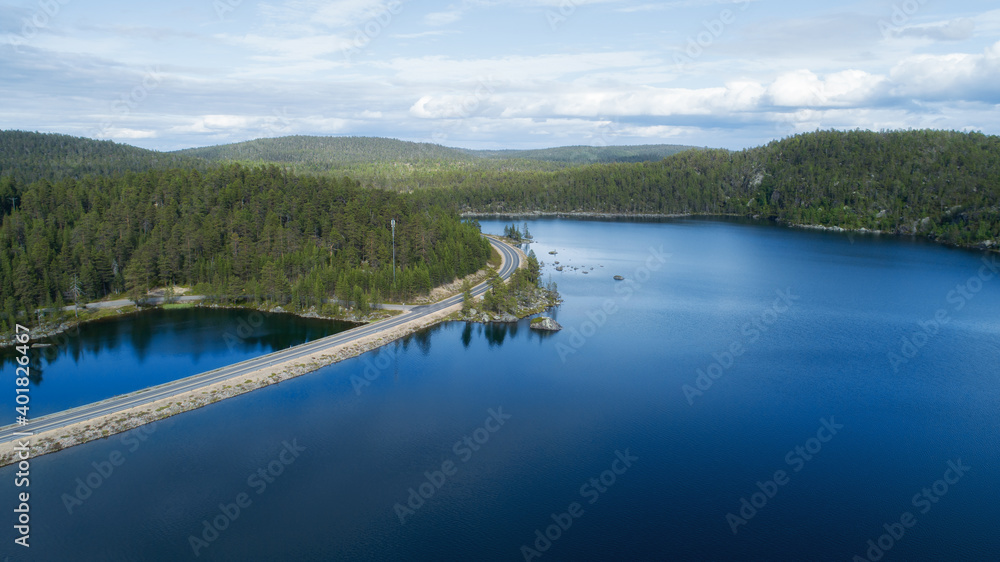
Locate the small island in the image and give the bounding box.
[530,316,562,331]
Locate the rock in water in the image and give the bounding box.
[530,317,563,331]
[614,275,624,281]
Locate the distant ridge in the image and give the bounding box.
[173,135,701,166]
[0,131,702,187]
[165,135,704,188]
[0,130,206,184]
[173,135,478,164]
[465,144,698,164]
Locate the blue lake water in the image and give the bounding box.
[3,217,999,561]
[1,308,356,416]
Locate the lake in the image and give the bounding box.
[0,308,356,416]
[3,217,999,561]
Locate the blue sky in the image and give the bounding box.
[2,0,999,151]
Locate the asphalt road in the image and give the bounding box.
[0,236,520,444]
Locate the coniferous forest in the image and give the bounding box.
[0,163,491,332]
[415,130,1000,247]
[2,128,999,333]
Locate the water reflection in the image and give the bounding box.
[461,323,473,348]
[458,316,559,349]
[0,308,354,401]
[400,322,445,356]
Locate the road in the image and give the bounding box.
[0,236,520,444]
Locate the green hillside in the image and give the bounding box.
[465,144,699,164]
[415,130,1000,248]
[0,130,206,186]
[176,136,700,166]
[171,135,703,189]
[175,135,477,165]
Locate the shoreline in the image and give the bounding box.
[0,265,498,350]
[0,242,529,467]
[0,303,474,467]
[464,211,998,252]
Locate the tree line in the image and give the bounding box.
[413,130,1000,247]
[0,164,491,332]
[0,130,206,189]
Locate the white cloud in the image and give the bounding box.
[766,69,888,108]
[171,114,258,134]
[392,30,460,39]
[490,81,766,118]
[3,0,1000,151]
[382,51,654,87]
[424,10,464,26]
[889,40,1000,101]
[95,127,158,139]
[218,33,355,59]
[259,0,398,29]
[898,18,976,41]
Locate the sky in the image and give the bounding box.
[1,0,999,152]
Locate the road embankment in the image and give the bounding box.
[0,239,517,467]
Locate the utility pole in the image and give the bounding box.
[391,219,396,289]
[71,274,83,318]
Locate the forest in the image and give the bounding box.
[0,130,205,188]
[173,135,701,189]
[3,128,998,333]
[414,130,1000,246]
[0,163,491,332]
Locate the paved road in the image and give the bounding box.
[0,237,519,443]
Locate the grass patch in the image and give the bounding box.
[162,302,195,310]
[488,246,502,269]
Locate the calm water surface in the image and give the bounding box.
[1,308,355,416]
[3,217,999,561]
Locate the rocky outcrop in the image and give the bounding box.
[530,317,562,331]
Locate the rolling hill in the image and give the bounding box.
[0,130,206,185]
